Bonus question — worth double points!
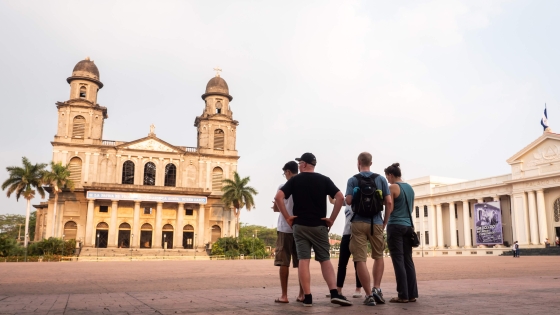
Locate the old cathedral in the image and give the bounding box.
[33,58,240,252]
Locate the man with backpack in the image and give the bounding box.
[346,152,393,306]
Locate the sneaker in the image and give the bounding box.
[363,295,377,306]
[303,294,312,307]
[331,293,353,306]
[371,288,385,304]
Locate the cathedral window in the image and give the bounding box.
[143,162,156,186]
[164,163,177,187]
[121,161,135,184]
[212,167,223,191]
[79,86,87,98]
[214,129,224,150]
[72,116,86,138]
[68,157,82,183]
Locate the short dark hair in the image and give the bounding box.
[384,162,402,177]
[282,161,298,174]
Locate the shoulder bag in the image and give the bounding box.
[399,183,420,248]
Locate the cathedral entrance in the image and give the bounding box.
[118,223,131,248]
[140,223,153,248]
[183,225,194,249]
[162,224,173,249]
[95,222,109,248]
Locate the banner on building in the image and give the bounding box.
[474,201,503,245]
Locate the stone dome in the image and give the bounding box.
[67,57,103,88]
[202,76,233,101]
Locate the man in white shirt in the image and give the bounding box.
[273,161,303,303]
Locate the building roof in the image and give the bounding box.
[202,76,233,101]
[67,57,103,88]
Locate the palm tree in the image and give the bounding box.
[1,157,47,248]
[42,161,75,238]
[221,172,258,237]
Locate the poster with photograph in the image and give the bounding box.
[474,201,503,245]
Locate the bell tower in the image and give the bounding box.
[54,57,108,144]
[194,68,239,156]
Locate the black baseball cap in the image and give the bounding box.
[295,152,317,166]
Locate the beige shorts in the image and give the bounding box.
[349,222,384,261]
[274,232,299,267]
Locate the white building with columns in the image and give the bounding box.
[410,132,560,256]
[34,58,240,252]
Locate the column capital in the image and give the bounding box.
[462,199,469,203]
[178,202,185,206]
[87,198,95,202]
[536,188,544,193]
[156,201,164,205]
[111,199,119,203]
[134,201,141,206]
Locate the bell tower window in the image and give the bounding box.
[216,101,222,114]
[72,116,86,138]
[214,129,224,150]
[79,86,87,98]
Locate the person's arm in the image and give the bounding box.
[274,190,296,227]
[272,200,279,212]
[345,177,354,206]
[384,184,398,229]
[323,191,344,228]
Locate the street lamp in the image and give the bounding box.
[252,234,255,259]
[96,233,100,262]
[130,234,134,261]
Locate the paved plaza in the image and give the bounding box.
[0,256,559,314]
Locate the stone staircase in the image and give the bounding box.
[77,247,210,261]
[500,246,560,256]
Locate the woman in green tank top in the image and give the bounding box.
[384,163,418,303]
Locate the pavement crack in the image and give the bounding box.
[62,294,70,315]
[125,292,163,314]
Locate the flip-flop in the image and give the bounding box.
[296,297,304,303]
[275,298,289,304]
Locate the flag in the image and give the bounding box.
[541,104,549,131]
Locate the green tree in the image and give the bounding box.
[42,161,75,237]
[2,157,47,249]
[239,224,277,248]
[221,172,258,237]
[0,214,25,240]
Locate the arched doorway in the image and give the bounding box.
[211,225,221,243]
[183,225,194,249]
[95,222,109,248]
[162,224,174,249]
[140,223,153,248]
[118,223,131,248]
[63,221,77,240]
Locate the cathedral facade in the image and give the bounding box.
[34,58,240,250]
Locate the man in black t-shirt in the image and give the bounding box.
[275,153,352,307]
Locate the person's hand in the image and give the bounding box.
[286,216,297,227]
[321,217,334,228]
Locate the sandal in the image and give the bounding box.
[409,298,417,302]
[274,298,289,303]
[296,297,304,303]
[389,297,409,303]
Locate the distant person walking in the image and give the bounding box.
[385,163,418,303]
[513,241,520,258]
[346,152,393,306]
[275,153,352,307]
[272,161,304,303]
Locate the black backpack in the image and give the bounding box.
[351,173,384,233]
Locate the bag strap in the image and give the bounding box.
[397,182,415,230]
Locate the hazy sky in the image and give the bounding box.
[1,0,559,234]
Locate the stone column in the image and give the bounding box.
[175,203,185,249]
[56,202,65,238]
[462,200,472,248]
[154,202,163,249]
[428,205,436,248]
[109,200,118,247]
[419,206,426,246]
[527,191,539,245]
[436,204,444,248]
[509,194,518,242]
[536,189,548,244]
[449,202,458,249]
[84,199,95,247]
[132,201,141,248]
[84,152,91,183]
[198,204,206,247]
